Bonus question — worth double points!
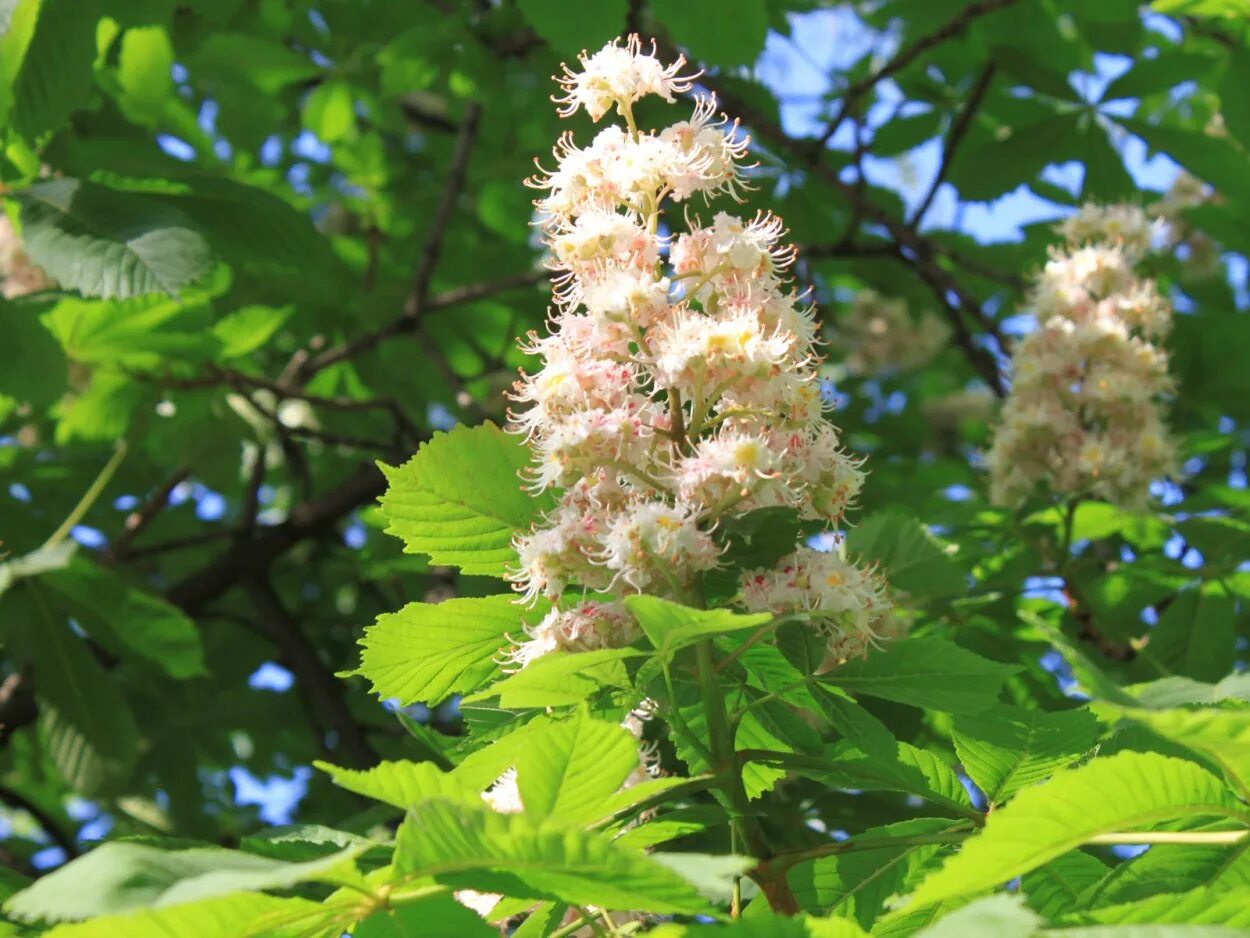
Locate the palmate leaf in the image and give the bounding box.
[822,637,1018,714]
[378,422,550,576]
[4,842,364,923]
[17,179,213,299]
[393,799,743,916]
[909,752,1249,906]
[952,705,1102,805]
[355,594,545,706]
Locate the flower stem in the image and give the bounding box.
[694,638,799,914]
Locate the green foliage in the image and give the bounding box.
[2,0,1250,935]
[379,423,550,576]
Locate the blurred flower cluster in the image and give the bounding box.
[0,214,50,299]
[832,288,951,377]
[987,203,1175,508]
[506,38,893,668]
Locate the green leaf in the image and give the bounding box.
[872,110,943,157]
[952,705,1101,804]
[910,752,1248,906]
[186,32,319,95]
[8,591,140,794]
[516,0,627,57]
[1146,587,1236,683]
[1067,884,1250,928]
[951,112,1081,202]
[355,901,496,937]
[1224,50,1250,151]
[625,595,771,659]
[808,739,978,820]
[1020,852,1108,919]
[776,818,967,929]
[302,80,355,143]
[45,559,205,678]
[4,842,363,923]
[116,25,173,125]
[379,422,549,576]
[356,595,543,706]
[1105,706,1250,800]
[393,799,734,915]
[315,759,479,810]
[3,0,97,138]
[652,0,769,67]
[1081,121,1136,202]
[513,711,643,823]
[18,179,213,299]
[822,637,1017,713]
[1117,117,1250,204]
[845,511,964,600]
[914,894,1039,938]
[35,894,328,938]
[211,304,293,359]
[467,647,638,708]
[0,297,66,408]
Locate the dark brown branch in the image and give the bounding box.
[106,468,190,561]
[0,783,79,860]
[295,102,483,382]
[243,579,378,768]
[814,0,1020,149]
[166,459,395,616]
[910,63,996,228]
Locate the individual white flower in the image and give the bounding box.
[554,35,699,122]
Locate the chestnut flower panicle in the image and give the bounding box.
[987,203,1176,508]
[505,37,893,671]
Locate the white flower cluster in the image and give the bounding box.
[507,38,891,666]
[833,289,951,377]
[987,203,1176,508]
[1152,172,1221,280]
[0,214,50,299]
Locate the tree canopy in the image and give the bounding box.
[4,0,1250,935]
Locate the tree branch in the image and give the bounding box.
[814,0,1020,149]
[243,578,377,768]
[909,62,997,229]
[0,783,80,860]
[294,102,483,382]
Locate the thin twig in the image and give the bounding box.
[910,63,997,228]
[296,102,483,381]
[0,783,80,860]
[814,0,1020,149]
